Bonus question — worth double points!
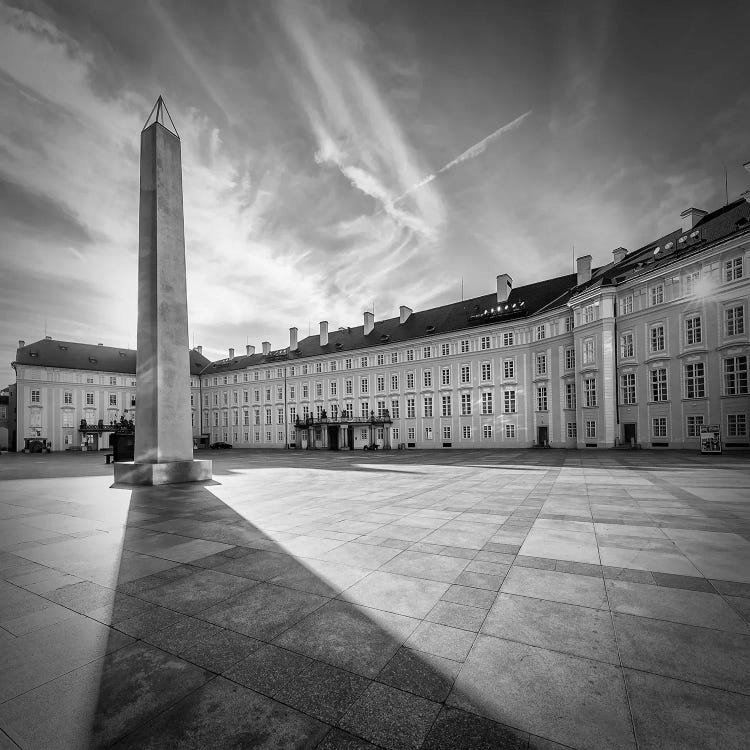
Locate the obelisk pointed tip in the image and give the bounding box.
[142,95,180,138]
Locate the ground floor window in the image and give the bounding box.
[392,427,399,441]
[652,417,667,437]
[505,424,515,438]
[567,422,577,439]
[686,415,704,437]
[425,426,433,440]
[442,426,452,440]
[462,425,471,440]
[727,414,747,437]
[585,420,596,438]
[483,424,492,439]
[407,427,415,440]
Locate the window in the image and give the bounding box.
[392,427,399,441]
[651,368,668,401]
[583,338,595,364]
[377,354,385,366]
[502,391,514,413]
[289,386,295,399]
[462,425,472,440]
[31,389,40,403]
[480,336,491,350]
[109,394,117,406]
[685,316,702,345]
[377,400,387,417]
[584,378,597,407]
[566,382,577,409]
[583,305,596,324]
[213,393,219,406]
[278,408,284,424]
[567,422,577,439]
[86,392,94,405]
[650,325,665,353]
[650,284,664,306]
[64,391,72,404]
[223,392,229,405]
[503,359,515,379]
[345,379,353,395]
[330,381,338,397]
[620,374,636,405]
[565,347,575,370]
[727,414,747,437]
[406,398,415,418]
[536,385,548,411]
[109,376,117,386]
[461,339,470,353]
[62,411,73,428]
[407,427,415,440]
[441,368,450,386]
[391,374,399,390]
[265,388,272,401]
[481,362,492,381]
[564,316,574,332]
[482,392,494,415]
[536,325,545,341]
[460,365,470,384]
[505,424,516,439]
[684,271,700,296]
[278,387,284,400]
[483,424,493,439]
[726,306,745,336]
[360,356,368,368]
[725,257,744,282]
[423,346,432,359]
[360,377,369,394]
[442,426,452,440]
[391,399,400,419]
[360,402,369,418]
[425,426,433,440]
[461,393,472,415]
[686,415,704,438]
[503,332,514,347]
[441,343,450,356]
[330,361,337,372]
[423,396,433,418]
[652,417,667,438]
[585,420,597,439]
[406,349,414,362]
[619,295,633,316]
[390,352,398,364]
[723,356,748,395]
[620,333,634,359]
[684,363,705,399]
[535,353,547,376]
[441,394,452,417]
[265,408,272,425]
[266,431,272,442]
[376,376,385,392]
[243,390,249,403]
[329,404,337,419]
[345,358,352,370]
[254,390,260,402]
[302,385,309,399]
[254,410,260,425]
[423,370,432,388]
[406,372,415,389]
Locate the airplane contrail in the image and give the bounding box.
[395,109,532,202]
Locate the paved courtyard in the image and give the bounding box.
[1,448,749,749]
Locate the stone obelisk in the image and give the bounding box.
[115,97,211,485]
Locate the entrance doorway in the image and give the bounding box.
[536,426,549,446]
[327,426,339,451]
[623,423,637,446]
[346,427,354,450]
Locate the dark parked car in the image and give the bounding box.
[209,442,233,449]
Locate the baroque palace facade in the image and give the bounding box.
[10,197,750,452]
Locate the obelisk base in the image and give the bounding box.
[114,459,212,486]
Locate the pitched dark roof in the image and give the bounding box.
[14,339,210,376]
[203,272,579,374]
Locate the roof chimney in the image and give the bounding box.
[364,311,374,335]
[289,327,298,351]
[229,348,234,359]
[45,335,52,340]
[320,321,329,346]
[246,344,255,356]
[262,341,271,355]
[576,255,592,286]
[399,306,412,324]
[680,207,707,230]
[18,340,25,348]
[196,345,202,354]
[612,247,627,264]
[496,274,512,304]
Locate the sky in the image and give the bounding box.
[1,0,749,386]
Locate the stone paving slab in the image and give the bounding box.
[0,448,749,748]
